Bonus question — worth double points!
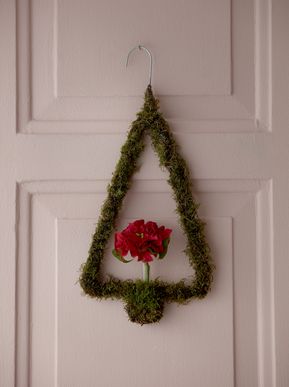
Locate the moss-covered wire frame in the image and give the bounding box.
[79,85,214,324]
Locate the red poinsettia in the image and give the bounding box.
[113,219,172,263]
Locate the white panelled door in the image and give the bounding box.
[1,0,289,386]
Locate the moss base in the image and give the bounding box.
[124,281,165,324]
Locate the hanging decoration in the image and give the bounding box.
[79,45,214,325]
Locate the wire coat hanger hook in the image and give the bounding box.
[126,45,153,85]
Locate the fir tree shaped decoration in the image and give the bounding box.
[79,46,214,324]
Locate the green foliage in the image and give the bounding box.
[79,85,215,324]
[112,249,133,263]
[159,238,170,259]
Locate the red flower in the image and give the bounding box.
[113,219,172,263]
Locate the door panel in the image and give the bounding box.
[1,0,289,386]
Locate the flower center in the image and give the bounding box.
[136,232,144,238]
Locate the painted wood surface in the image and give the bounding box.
[1,0,289,386]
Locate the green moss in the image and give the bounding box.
[124,280,165,324]
[79,85,215,324]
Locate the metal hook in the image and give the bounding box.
[126,45,153,85]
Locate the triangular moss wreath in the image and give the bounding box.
[80,85,214,324]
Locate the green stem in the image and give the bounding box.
[143,263,150,282]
